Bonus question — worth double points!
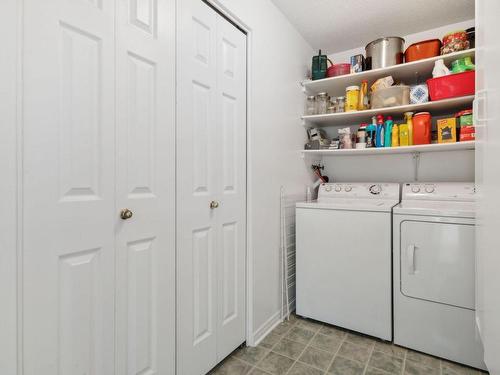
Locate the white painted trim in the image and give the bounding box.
[0,1,20,374]
[205,0,256,346]
[252,311,282,347]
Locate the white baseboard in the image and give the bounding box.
[251,311,281,347]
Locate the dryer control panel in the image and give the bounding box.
[402,182,475,202]
[318,182,400,201]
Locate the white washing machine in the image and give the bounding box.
[393,182,486,370]
[296,182,400,341]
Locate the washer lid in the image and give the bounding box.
[393,200,475,218]
[296,198,399,212]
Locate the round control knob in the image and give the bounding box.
[425,185,435,193]
[324,185,332,192]
[369,184,381,195]
[334,185,342,192]
[411,185,421,193]
[120,208,133,220]
[344,186,352,192]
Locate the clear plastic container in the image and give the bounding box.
[336,96,346,112]
[327,97,337,113]
[304,95,316,115]
[316,92,329,114]
[370,85,410,109]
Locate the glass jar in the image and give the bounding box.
[327,97,337,114]
[336,96,346,113]
[304,95,316,116]
[345,85,360,112]
[316,92,329,114]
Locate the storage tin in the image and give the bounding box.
[365,37,405,69]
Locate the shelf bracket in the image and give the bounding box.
[412,152,421,181]
[300,80,307,94]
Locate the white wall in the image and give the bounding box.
[321,19,476,183]
[209,0,314,344]
[0,1,18,374]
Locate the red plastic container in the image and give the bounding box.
[426,71,475,101]
[327,63,351,77]
[413,112,432,145]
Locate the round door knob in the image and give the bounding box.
[120,208,133,220]
[210,201,219,209]
[369,184,381,195]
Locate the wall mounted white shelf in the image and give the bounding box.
[301,141,475,157]
[303,49,475,97]
[302,95,474,127]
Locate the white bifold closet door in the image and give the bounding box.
[177,1,247,374]
[22,0,175,374]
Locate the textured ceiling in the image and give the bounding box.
[270,0,474,53]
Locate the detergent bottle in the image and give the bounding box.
[384,116,394,147]
[366,116,377,148]
[375,114,385,147]
[404,112,414,145]
[392,124,400,147]
[399,122,410,146]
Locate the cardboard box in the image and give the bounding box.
[437,118,457,143]
[459,125,475,141]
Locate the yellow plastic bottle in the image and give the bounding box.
[399,123,409,146]
[392,124,400,147]
[404,112,414,146]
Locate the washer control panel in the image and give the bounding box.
[318,183,400,200]
[402,182,475,202]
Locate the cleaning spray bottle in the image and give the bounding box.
[366,116,377,148]
[392,123,400,147]
[404,112,414,145]
[384,115,394,147]
[375,114,385,148]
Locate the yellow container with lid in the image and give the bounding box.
[345,85,360,112]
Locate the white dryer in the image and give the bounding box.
[393,182,486,370]
[296,182,400,341]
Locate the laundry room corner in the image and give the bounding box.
[207,0,316,346]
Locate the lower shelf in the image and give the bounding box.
[301,141,475,156]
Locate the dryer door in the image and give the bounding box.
[400,220,475,309]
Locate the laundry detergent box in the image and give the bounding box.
[437,117,457,143]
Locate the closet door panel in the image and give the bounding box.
[22,0,115,373]
[215,15,247,361]
[177,0,218,374]
[115,0,176,374]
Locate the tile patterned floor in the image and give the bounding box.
[209,313,488,375]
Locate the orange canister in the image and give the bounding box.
[413,112,432,145]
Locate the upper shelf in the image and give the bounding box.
[301,141,475,157]
[303,49,476,97]
[302,95,474,127]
